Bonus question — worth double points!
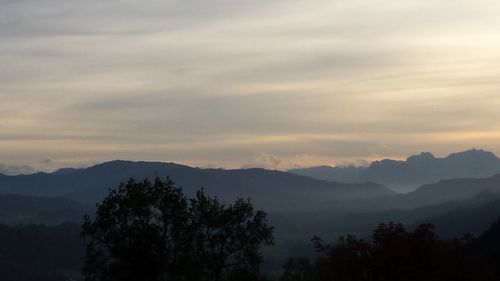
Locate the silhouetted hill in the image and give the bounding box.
[51,168,82,176]
[289,149,500,192]
[272,190,500,245]
[326,173,500,213]
[417,197,500,238]
[0,161,393,213]
[287,165,364,183]
[406,173,500,207]
[0,223,83,281]
[0,194,91,225]
[475,217,500,261]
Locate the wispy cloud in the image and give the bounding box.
[2,0,500,169]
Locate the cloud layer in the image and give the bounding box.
[2,0,500,170]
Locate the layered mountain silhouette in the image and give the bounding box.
[1,155,500,277]
[289,149,500,192]
[1,152,500,280]
[1,154,500,237]
[316,172,500,214]
[308,190,500,239]
[0,194,90,225]
[0,161,392,213]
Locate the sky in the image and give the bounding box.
[2,0,500,173]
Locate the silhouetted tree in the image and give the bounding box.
[82,178,273,281]
[312,222,490,281]
[279,257,314,281]
[82,178,190,281]
[313,235,371,281]
[189,190,273,281]
[475,217,500,280]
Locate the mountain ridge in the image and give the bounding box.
[0,160,393,213]
[289,149,500,192]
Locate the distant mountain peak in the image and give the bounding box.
[90,160,189,169]
[445,149,499,161]
[289,149,500,193]
[52,168,81,176]
[407,152,436,162]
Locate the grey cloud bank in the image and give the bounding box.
[1,0,500,169]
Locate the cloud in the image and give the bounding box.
[1,0,500,169]
[242,152,282,170]
[39,158,52,164]
[0,164,37,175]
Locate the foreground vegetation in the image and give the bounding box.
[282,221,500,281]
[82,178,273,281]
[0,178,499,281]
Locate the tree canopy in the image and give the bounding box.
[305,222,492,281]
[82,178,273,281]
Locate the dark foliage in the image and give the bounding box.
[284,221,500,281]
[475,217,500,279]
[81,178,273,281]
[279,257,314,281]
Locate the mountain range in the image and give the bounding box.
[2,151,500,278]
[0,152,499,236]
[1,150,500,218]
[288,149,500,192]
[0,161,391,213]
